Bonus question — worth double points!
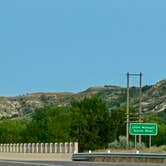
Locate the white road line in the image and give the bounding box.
[0,160,63,166]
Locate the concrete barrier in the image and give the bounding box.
[0,142,78,161]
[0,142,78,154]
[0,153,72,161]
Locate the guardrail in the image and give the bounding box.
[72,152,166,163]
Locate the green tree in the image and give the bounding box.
[0,119,28,143]
[70,97,110,152]
[143,114,166,146]
[24,106,71,142]
[109,106,126,142]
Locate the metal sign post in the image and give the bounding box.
[149,135,152,149]
[135,135,137,150]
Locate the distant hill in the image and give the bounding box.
[0,79,166,119]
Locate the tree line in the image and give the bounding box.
[0,97,165,152]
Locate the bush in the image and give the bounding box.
[108,136,145,150]
[142,145,166,153]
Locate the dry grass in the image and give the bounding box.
[95,145,166,154]
[141,145,166,154]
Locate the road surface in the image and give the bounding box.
[0,160,165,166]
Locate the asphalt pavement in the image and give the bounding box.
[0,160,165,166]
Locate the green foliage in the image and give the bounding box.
[142,85,153,92]
[0,119,28,143]
[129,87,139,97]
[0,106,71,143]
[158,109,166,124]
[109,136,134,149]
[143,114,166,146]
[109,106,126,142]
[141,145,166,153]
[0,96,165,152]
[24,106,71,143]
[70,97,111,152]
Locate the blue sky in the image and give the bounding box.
[0,0,166,96]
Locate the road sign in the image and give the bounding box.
[129,123,158,135]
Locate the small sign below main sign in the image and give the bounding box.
[129,123,158,136]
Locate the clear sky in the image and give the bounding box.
[0,0,166,96]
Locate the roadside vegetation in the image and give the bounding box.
[0,97,165,152]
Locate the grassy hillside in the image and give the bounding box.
[0,79,166,119]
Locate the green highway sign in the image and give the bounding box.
[129,123,158,135]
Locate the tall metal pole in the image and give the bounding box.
[139,72,142,145]
[126,72,130,149]
[126,72,143,149]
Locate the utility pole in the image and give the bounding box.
[126,72,142,149]
[126,72,130,149]
[139,72,142,145]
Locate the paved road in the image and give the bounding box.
[0,160,165,166]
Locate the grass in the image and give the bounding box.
[141,145,166,154]
[96,145,166,154]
